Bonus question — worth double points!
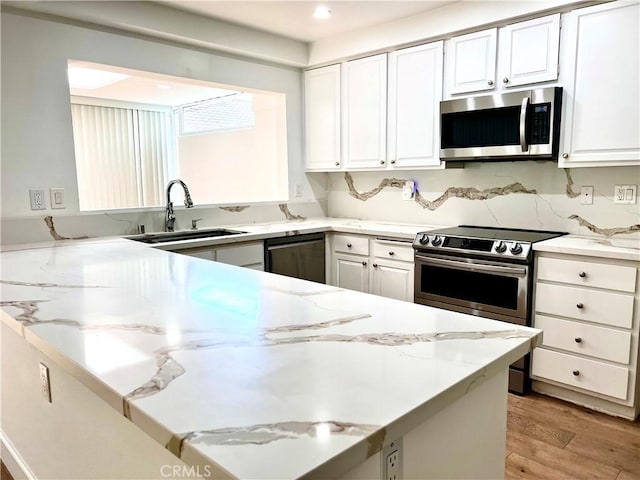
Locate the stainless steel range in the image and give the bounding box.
[413,225,566,394]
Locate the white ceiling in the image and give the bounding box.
[159,1,455,42]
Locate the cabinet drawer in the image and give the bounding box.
[537,257,636,292]
[532,348,629,400]
[535,283,634,328]
[535,315,631,364]
[332,234,369,256]
[371,238,414,262]
[177,248,215,261]
[216,242,263,267]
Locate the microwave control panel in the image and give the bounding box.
[529,103,551,144]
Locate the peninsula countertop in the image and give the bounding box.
[2,234,541,478]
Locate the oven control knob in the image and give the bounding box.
[419,234,429,245]
[495,241,507,253]
[510,243,523,255]
[431,235,443,246]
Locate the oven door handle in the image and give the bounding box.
[416,255,527,277]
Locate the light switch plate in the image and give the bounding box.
[614,185,637,204]
[50,188,65,209]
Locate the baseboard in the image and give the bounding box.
[0,431,36,480]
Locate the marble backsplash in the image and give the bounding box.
[0,201,327,245]
[326,162,640,238]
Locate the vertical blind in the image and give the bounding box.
[71,103,174,210]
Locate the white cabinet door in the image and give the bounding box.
[304,65,342,171]
[343,54,387,169]
[559,1,640,167]
[499,14,560,88]
[388,42,443,168]
[369,258,414,302]
[445,28,497,95]
[334,253,369,292]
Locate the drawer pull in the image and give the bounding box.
[362,261,367,266]
[372,263,378,268]
[572,370,580,376]
[347,243,352,248]
[574,337,582,343]
[389,251,394,256]
[578,271,586,278]
[576,303,584,309]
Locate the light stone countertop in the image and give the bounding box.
[534,235,640,262]
[0,233,541,479]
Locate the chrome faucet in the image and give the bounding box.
[165,179,194,232]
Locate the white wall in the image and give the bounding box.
[1,11,325,237]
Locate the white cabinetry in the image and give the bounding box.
[304,65,342,171]
[172,241,264,270]
[445,14,560,97]
[387,42,444,168]
[329,234,414,302]
[531,253,639,419]
[343,54,388,169]
[559,1,640,167]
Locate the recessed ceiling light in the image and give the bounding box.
[313,5,332,20]
[67,67,129,89]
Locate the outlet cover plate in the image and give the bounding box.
[29,189,46,210]
[580,186,594,205]
[614,185,637,204]
[382,437,403,480]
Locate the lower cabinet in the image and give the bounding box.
[171,241,264,270]
[329,234,414,302]
[531,252,639,419]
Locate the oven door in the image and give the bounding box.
[414,253,529,324]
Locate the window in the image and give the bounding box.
[68,60,289,211]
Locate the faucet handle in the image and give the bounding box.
[191,218,204,230]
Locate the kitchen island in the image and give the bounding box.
[1,238,541,479]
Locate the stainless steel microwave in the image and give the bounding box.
[440,86,562,161]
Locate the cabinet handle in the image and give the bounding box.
[572,370,580,376]
[578,271,586,278]
[576,303,584,309]
[335,162,340,166]
[362,261,367,266]
[380,160,385,165]
[487,80,494,86]
[574,337,582,343]
[347,243,352,248]
[562,153,569,159]
[503,77,509,83]
[372,263,378,268]
[390,160,396,164]
[389,251,394,256]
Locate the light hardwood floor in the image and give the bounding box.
[1,393,637,480]
[506,392,640,480]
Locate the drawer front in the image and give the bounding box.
[537,256,636,292]
[371,238,414,262]
[532,348,629,400]
[332,234,369,256]
[178,248,216,261]
[535,315,632,364]
[535,283,634,328]
[216,242,264,267]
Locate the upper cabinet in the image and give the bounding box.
[444,14,560,97]
[387,41,444,168]
[304,64,342,171]
[559,1,640,167]
[342,54,388,169]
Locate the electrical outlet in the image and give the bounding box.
[382,438,403,480]
[39,362,52,402]
[29,189,46,210]
[402,181,415,201]
[614,185,637,204]
[580,186,593,205]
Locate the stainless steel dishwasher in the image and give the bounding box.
[264,233,325,284]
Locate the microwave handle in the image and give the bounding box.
[519,96,529,152]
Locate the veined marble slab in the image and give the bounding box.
[534,235,640,262]
[1,238,540,478]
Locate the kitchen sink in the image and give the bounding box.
[126,228,247,244]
